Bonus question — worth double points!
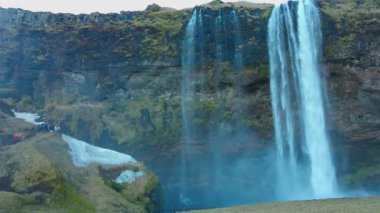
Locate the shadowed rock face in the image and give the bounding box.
[0,0,379,200]
[318,0,380,191]
[0,2,273,148]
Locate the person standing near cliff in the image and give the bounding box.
[12,133,21,143]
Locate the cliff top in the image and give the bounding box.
[201,0,273,10]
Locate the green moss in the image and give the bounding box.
[243,63,269,82]
[104,97,182,146]
[104,179,125,193]
[15,95,34,111]
[321,1,379,32]
[246,119,261,129]
[262,6,274,19]
[130,10,188,60]
[0,192,43,210]
[258,63,269,78]
[8,142,94,211]
[222,111,232,120]
[193,100,217,127]
[132,170,160,213]
[198,100,217,112]
[47,104,105,142]
[343,164,380,188]
[339,35,354,43]
[53,181,95,212]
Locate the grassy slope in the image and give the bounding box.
[188,197,380,213]
[0,113,158,212]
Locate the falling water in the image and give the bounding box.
[268,4,302,199]
[231,9,244,116]
[297,0,337,197]
[209,10,224,205]
[198,9,205,66]
[180,9,198,207]
[176,7,272,211]
[232,10,243,72]
[215,10,223,98]
[268,0,337,199]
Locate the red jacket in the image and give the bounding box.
[13,134,21,142]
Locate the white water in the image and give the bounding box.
[12,110,44,125]
[268,0,337,199]
[180,9,198,206]
[232,10,243,72]
[61,134,137,167]
[181,10,197,143]
[297,0,337,197]
[231,9,245,118]
[115,170,144,184]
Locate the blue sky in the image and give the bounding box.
[0,0,286,14]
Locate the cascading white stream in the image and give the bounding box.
[231,10,244,116]
[268,0,338,199]
[180,9,198,206]
[215,10,223,100]
[181,10,197,143]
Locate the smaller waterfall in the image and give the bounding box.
[231,10,243,72]
[231,9,244,117]
[197,9,205,66]
[215,10,223,98]
[177,7,266,211]
[210,9,224,205]
[180,9,198,206]
[181,10,198,141]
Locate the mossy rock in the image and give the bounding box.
[0,114,160,212]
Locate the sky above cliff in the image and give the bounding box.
[0,0,286,14]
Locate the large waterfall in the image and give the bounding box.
[268,0,338,199]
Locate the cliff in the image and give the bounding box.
[0,1,273,148]
[0,0,379,190]
[320,0,380,188]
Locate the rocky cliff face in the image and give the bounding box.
[321,0,380,140]
[319,0,380,188]
[0,0,379,188]
[0,1,274,150]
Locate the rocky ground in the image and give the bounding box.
[0,111,160,212]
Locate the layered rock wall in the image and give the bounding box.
[0,1,379,169]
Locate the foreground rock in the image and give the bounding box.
[188,196,380,213]
[0,116,160,212]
